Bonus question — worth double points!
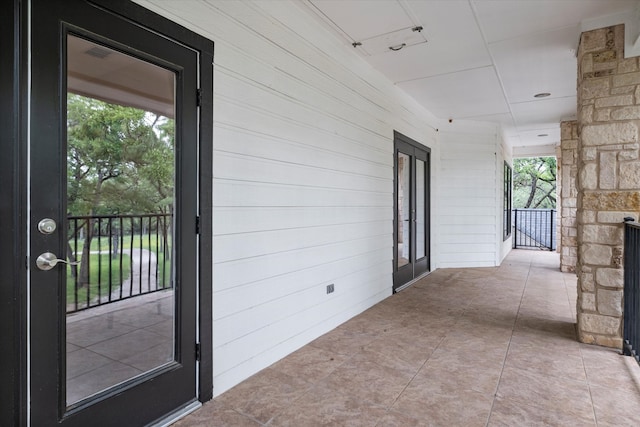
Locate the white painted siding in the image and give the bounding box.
[436,121,502,268]
[136,0,438,396]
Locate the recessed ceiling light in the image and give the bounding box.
[538,134,549,137]
[534,92,551,98]
[84,46,112,59]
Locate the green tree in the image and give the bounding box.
[513,157,556,209]
[66,94,174,285]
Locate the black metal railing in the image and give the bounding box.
[513,209,556,251]
[66,213,173,313]
[623,219,640,366]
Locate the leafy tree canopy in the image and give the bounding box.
[513,156,556,209]
[67,93,174,216]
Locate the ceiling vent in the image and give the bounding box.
[84,46,112,59]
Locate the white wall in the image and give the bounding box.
[136,0,438,396]
[435,120,505,268]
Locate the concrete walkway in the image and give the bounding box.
[78,248,162,306]
[174,250,640,426]
[112,248,160,299]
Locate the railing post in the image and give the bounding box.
[623,216,640,364]
[513,209,518,249]
[550,209,555,251]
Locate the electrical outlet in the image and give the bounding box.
[326,284,334,294]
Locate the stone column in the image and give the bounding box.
[560,121,578,273]
[576,24,640,348]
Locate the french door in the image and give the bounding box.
[393,132,431,291]
[28,0,210,424]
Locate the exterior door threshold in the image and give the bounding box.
[151,400,202,427]
[394,270,431,293]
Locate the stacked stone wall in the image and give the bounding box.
[560,121,578,273]
[577,24,640,347]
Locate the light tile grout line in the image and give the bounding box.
[263,343,365,426]
[385,254,533,426]
[183,252,613,426]
[180,252,640,426]
[553,264,601,425]
[364,286,452,424]
[378,269,481,423]
[569,269,601,426]
[380,334,447,424]
[484,253,533,427]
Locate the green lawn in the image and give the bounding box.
[66,254,130,306]
[67,232,174,309]
[72,233,172,253]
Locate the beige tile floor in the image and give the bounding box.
[174,250,640,426]
[66,290,174,404]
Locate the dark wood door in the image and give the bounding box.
[393,132,430,291]
[30,0,200,424]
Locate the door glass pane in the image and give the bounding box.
[397,152,410,267]
[416,159,426,260]
[65,35,176,405]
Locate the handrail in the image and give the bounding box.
[68,213,172,220]
[513,208,556,251]
[66,213,173,313]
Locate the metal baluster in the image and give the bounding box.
[119,216,124,300]
[129,219,135,298]
[163,214,168,289]
[139,216,143,296]
[148,215,152,293]
[107,217,112,302]
[634,226,640,360]
[86,219,91,309]
[74,218,79,312]
[155,216,160,290]
[513,209,518,249]
[97,217,102,306]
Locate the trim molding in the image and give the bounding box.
[88,0,215,404]
[0,0,29,425]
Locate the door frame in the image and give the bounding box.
[0,1,214,424]
[392,131,431,292]
[0,1,29,424]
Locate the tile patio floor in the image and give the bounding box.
[66,290,174,404]
[173,250,640,426]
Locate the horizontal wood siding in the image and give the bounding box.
[437,122,500,268]
[137,0,437,395]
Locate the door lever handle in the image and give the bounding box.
[36,252,81,271]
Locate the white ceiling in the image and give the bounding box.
[301,0,640,151]
[68,35,175,118]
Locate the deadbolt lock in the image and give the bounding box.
[38,218,57,234]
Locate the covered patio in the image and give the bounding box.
[174,250,640,426]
